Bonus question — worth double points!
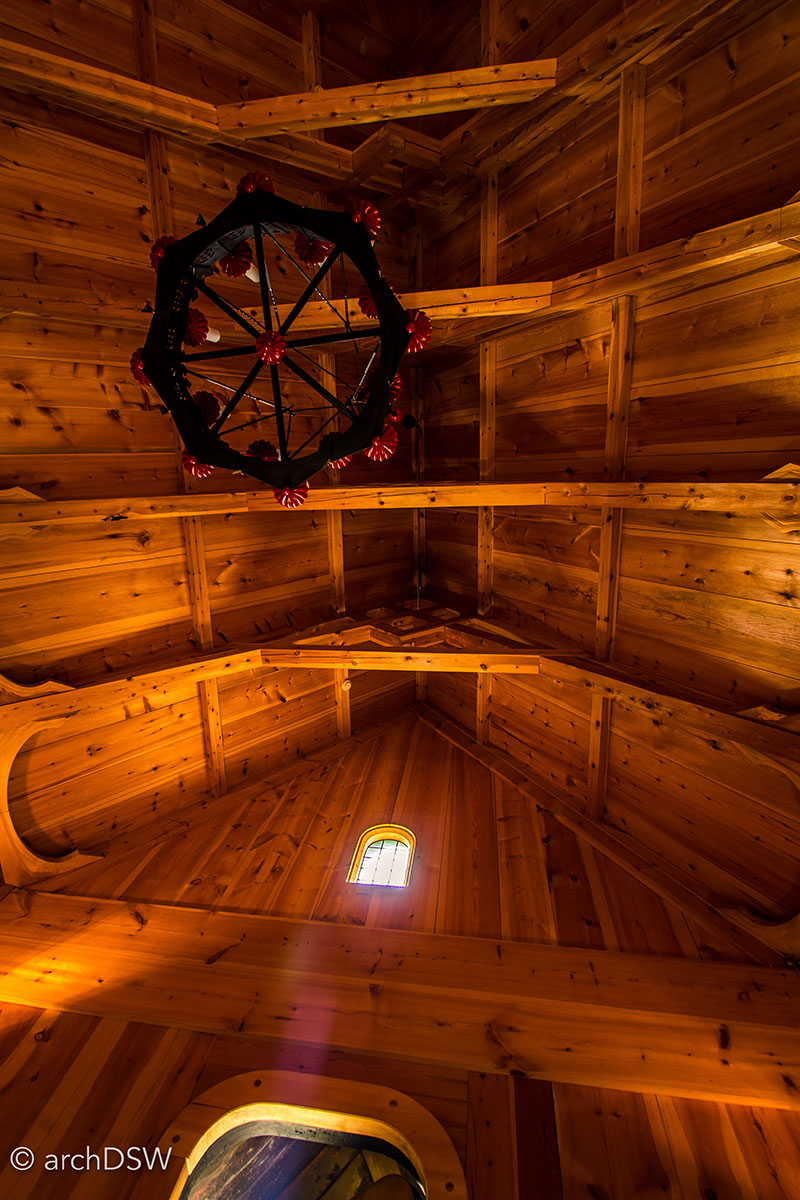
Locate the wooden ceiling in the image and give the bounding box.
[0,0,800,1197]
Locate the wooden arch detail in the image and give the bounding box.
[0,672,101,885]
[149,1069,467,1200]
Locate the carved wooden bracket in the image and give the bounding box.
[0,674,101,886]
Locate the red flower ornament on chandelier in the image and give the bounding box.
[195,390,222,426]
[129,348,150,386]
[405,309,432,352]
[348,199,381,239]
[365,424,398,462]
[357,286,378,319]
[274,483,309,508]
[185,308,210,346]
[359,283,397,319]
[294,234,333,266]
[181,450,214,479]
[247,440,280,461]
[386,407,403,425]
[150,235,178,270]
[219,242,254,278]
[256,332,287,364]
[237,171,274,195]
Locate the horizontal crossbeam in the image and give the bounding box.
[1,888,798,1108]
[217,61,557,138]
[1,481,795,527]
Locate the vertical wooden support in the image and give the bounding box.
[514,1078,563,1200]
[476,673,491,744]
[604,294,635,484]
[478,0,499,642]
[477,337,496,743]
[133,0,226,797]
[480,0,499,69]
[327,511,346,615]
[614,64,647,259]
[467,1071,519,1200]
[594,502,625,662]
[302,10,323,96]
[409,224,428,703]
[477,110,499,735]
[334,669,351,740]
[589,65,645,820]
[476,500,494,619]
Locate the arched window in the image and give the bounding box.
[347,825,416,887]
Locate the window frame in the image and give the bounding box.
[346,824,416,888]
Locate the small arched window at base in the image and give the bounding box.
[347,825,416,888]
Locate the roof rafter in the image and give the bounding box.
[417,704,794,964]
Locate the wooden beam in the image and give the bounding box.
[301,9,323,94]
[0,36,221,140]
[593,508,624,662]
[2,481,797,526]
[217,61,557,139]
[603,296,636,484]
[552,202,800,310]
[537,656,800,766]
[443,0,747,176]
[347,124,442,191]
[477,504,494,618]
[334,669,351,740]
[258,648,548,673]
[0,649,264,726]
[476,674,491,744]
[2,889,800,1107]
[281,282,552,334]
[326,510,347,615]
[418,705,789,964]
[441,616,800,770]
[613,65,647,259]
[589,49,644,813]
[480,0,500,69]
[477,162,498,631]
[0,36,356,183]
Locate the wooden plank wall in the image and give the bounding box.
[0,0,420,832]
[420,0,800,968]
[31,710,763,965]
[2,999,800,1199]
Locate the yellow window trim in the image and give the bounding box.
[346,824,416,886]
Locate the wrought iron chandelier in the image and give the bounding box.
[132,171,431,507]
